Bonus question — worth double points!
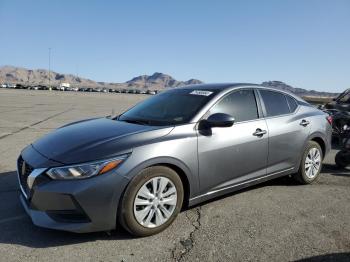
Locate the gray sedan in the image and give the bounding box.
[17,83,332,236]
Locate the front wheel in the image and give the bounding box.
[119,166,184,237]
[293,141,323,184]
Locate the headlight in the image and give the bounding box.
[46,155,128,180]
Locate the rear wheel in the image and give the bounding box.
[119,166,183,237]
[294,141,323,184]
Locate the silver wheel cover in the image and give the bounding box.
[133,176,177,228]
[305,147,321,179]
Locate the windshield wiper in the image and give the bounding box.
[119,118,151,125]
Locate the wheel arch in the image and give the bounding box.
[295,132,328,171]
[308,132,327,158]
[310,136,326,158]
[123,156,195,209]
[150,163,191,209]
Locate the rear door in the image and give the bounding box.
[197,89,268,194]
[258,90,311,174]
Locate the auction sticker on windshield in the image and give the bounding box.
[190,90,213,96]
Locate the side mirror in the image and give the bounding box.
[201,113,235,128]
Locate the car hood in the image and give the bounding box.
[32,118,173,165]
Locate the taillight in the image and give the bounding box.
[326,116,333,126]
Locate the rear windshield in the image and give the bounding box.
[118,89,218,126]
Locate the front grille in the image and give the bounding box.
[17,156,34,197]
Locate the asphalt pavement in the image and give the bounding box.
[0,89,349,262]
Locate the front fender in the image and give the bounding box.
[119,156,198,200]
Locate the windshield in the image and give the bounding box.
[118,89,218,126]
[336,89,350,103]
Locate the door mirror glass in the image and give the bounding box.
[204,113,235,128]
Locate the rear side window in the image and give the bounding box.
[210,89,258,122]
[260,90,290,117]
[286,95,298,112]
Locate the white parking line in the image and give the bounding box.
[0,215,27,224]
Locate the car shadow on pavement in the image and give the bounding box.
[322,164,350,177]
[293,252,350,262]
[0,171,135,249]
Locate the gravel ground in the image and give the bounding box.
[0,89,349,262]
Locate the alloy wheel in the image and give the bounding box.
[305,147,321,179]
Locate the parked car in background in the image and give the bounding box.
[147,90,156,95]
[319,89,350,137]
[41,85,51,90]
[7,83,17,88]
[17,83,331,236]
[324,88,350,112]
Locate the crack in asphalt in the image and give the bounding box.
[172,207,202,261]
[0,108,73,140]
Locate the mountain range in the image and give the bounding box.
[0,66,203,90]
[0,65,338,97]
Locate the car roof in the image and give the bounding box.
[178,83,259,91]
[175,83,306,102]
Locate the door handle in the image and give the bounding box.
[253,128,267,137]
[300,119,310,127]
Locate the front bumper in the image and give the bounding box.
[18,147,130,233]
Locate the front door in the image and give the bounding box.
[197,89,268,194]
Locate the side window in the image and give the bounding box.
[260,90,290,117]
[286,95,298,112]
[210,89,258,122]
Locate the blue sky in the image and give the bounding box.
[0,0,349,92]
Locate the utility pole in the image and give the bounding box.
[76,64,79,79]
[48,47,51,90]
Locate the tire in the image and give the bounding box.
[335,151,349,169]
[294,141,323,184]
[119,166,184,237]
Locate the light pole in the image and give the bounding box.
[48,48,51,90]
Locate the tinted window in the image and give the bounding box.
[286,95,298,112]
[119,89,218,125]
[210,89,258,122]
[260,90,290,117]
